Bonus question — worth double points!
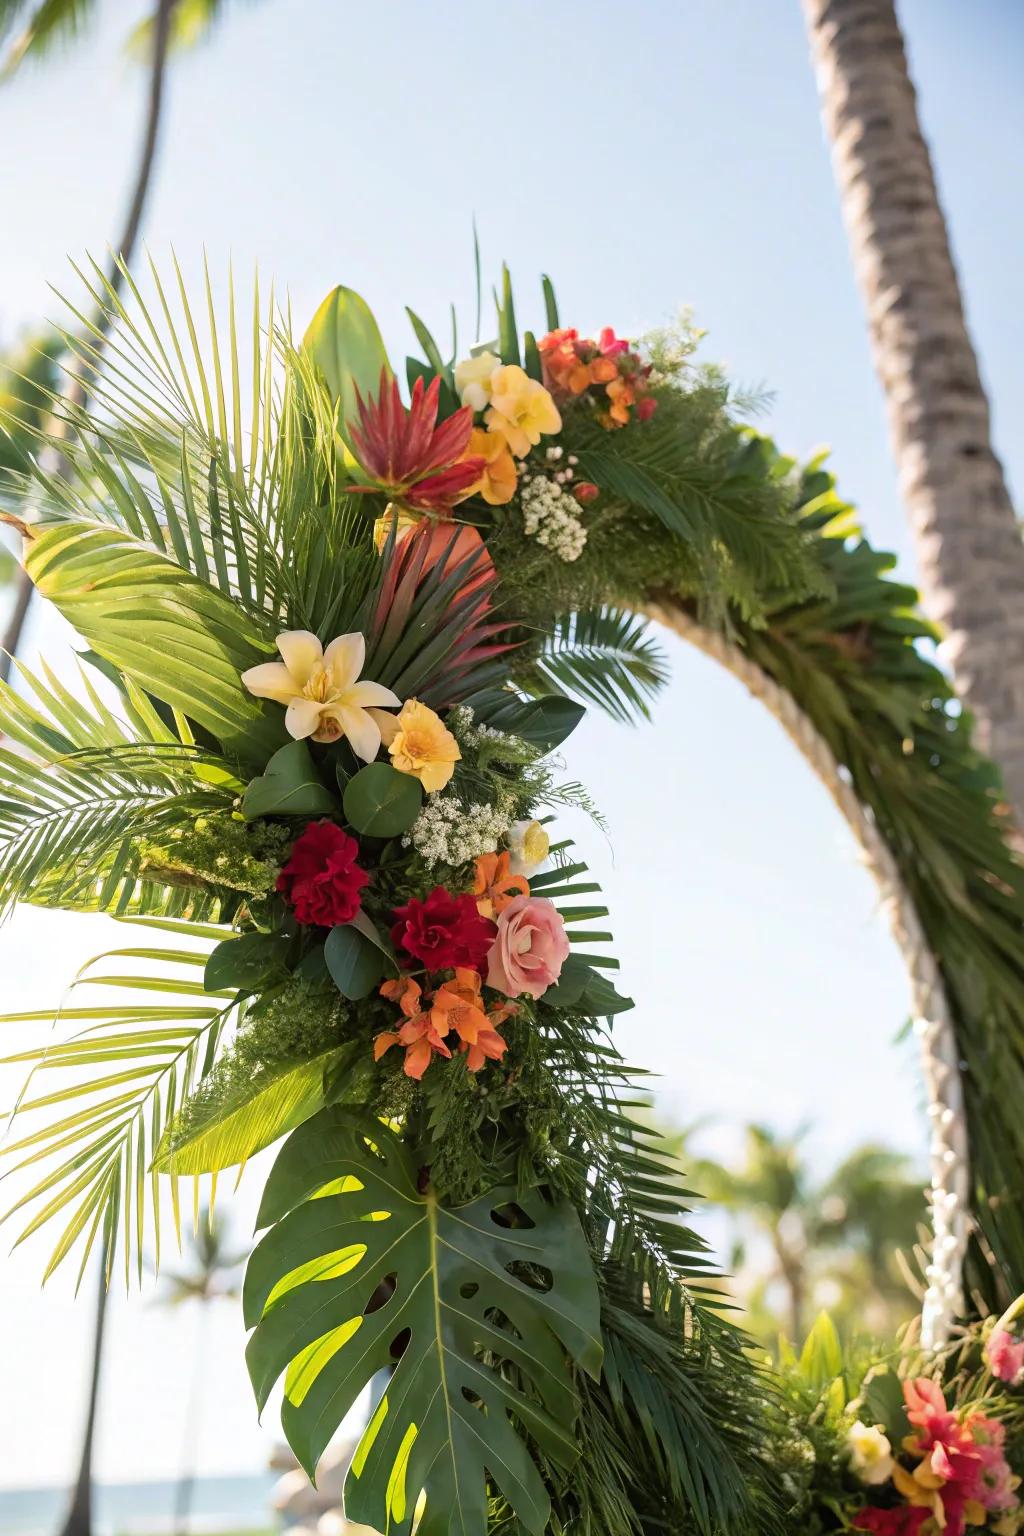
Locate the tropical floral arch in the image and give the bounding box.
[2,261,1023,1535]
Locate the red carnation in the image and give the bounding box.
[853,1509,930,1535]
[277,821,369,928]
[391,886,496,973]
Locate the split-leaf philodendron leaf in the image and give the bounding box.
[243,1108,603,1536]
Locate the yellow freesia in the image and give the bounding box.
[241,631,400,759]
[388,698,461,793]
[466,428,517,506]
[485,365,562,458]
[845,1421,894,1486]
[373,502,421,554]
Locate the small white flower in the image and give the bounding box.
[507,819,550,877]
[846,1421,894,1486]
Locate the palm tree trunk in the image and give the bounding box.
[801,0,1024,818]
[57,1265,109,1536]
[0,0,177,684]
[173,1301,209,1536]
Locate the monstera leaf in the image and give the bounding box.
[244,1109,602,1536]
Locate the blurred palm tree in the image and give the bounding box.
[154,1210,249,1536]
[0,0,259,677]
[667,1122,926,1346]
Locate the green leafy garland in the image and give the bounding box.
[0,257,1022,1536]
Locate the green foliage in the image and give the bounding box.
[302,283,392,446]
[0,657,235,919]
[517,606,670,725]
[244,1108,602,1534]
[0,921,235,1284]
[242,740,337,819]
[324,919,392,999]
[343,761,422,837]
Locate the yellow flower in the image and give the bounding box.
[485,365,562,457]
[241,631,400,759]
[466,428,517,506]
[454,350,501,412]
[388,698,461,792]
[507,819,550,877]
[373,502,421,554]
[846,1421,894,1486]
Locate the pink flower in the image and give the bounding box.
[486,895,570,1000]
[987,1328,1024,1386]
[597,326,630,358]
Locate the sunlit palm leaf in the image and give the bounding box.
[0,919,235,1285]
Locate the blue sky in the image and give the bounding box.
[0,0,1021,1493]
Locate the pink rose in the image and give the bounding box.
[486,895,570,1000]
[986,1328,1024,1385]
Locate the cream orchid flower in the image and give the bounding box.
[454,350,501,412]
[242,631,400,760]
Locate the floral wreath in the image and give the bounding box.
[2,261,1024,1536]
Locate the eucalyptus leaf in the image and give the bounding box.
[204,932,290,994]
[462,690,585,751]
[324,922,386,1000]
[242,741,338,821]
[343,762,422,838]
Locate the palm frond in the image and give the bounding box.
[0,0,98,77]
[0,658,237,917]
[0,919,235,1285]
[518,607,669,725]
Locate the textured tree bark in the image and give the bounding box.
[801,0,1024,817]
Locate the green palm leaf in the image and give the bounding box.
[519,607,669,725]
[244,1108,602,1536]
[24,520,285,764]
[0,919,235,1284]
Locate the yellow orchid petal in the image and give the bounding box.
[367,707,401,746]
[241,661,300,704]
[276,630,324,684]
[323,632,365,691]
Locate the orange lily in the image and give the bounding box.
[472,851,529,919]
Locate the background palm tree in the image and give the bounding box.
[0,0,254,679]
[667,1121,926,1345]
[801,0,1024,821]
[153,1210,249,1536]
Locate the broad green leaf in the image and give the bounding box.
[303,286,392,444]
[543,954,633,1016]
[862,1366,910,1443]
[324,923,387,1000]
[463,690,585,751]
[152,1047,344,1176]
[244,1110,602,1536]
[25,523,284,766]
[242,741,338,820]
[343,763,422,838]
[204,932,291,993]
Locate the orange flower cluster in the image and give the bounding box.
[538,326,657,431]
[375,970,516,1080]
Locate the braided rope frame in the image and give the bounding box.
[646,601,970,1348]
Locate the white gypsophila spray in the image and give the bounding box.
[520,457,587,563]
[402,794,514,868]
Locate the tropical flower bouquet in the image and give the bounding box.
[0,263,784,1536]
[775,1312,1024,1534]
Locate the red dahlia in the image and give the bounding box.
[277,821,369,928]
[391,886,496,972]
